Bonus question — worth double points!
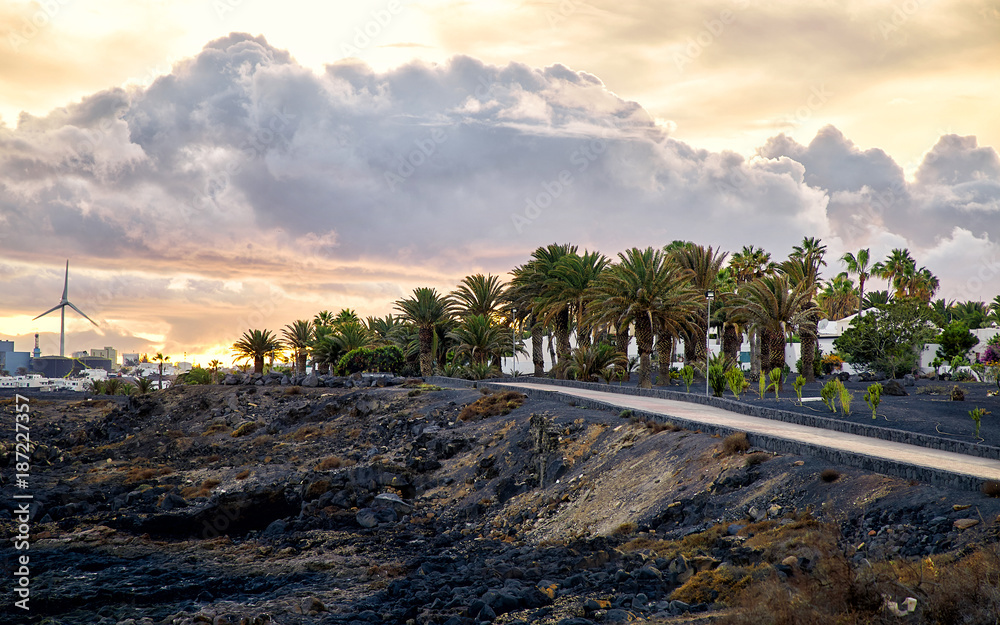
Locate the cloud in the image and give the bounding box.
[1,33,998,357]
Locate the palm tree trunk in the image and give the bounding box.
[683,329,698,364]
[555,308,571,378]
[576,304,591,350]
[418,325,434,377]
[656,328,672,385]
[297,353,307,376]
[253,357,264,375]
[800,328,816,383]
[750,328,760,376]
[616,321,630,361]
[635,313,654,389]
[722,324,740,363]
[531,315,545,377]
[763,328,785,376]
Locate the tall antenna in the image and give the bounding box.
[33,260,98,357]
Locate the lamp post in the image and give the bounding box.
[705,290,715,396]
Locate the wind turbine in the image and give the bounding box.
[33,260,98,357]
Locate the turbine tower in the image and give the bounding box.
[33,260,98,357]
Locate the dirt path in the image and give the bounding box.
[495,381,1000,483]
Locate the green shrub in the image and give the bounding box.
[767,368,782,399]
[182,366,213,385]
[864,383,882,420]
[821,379,842,413]
[839,386,853,415]
[792,375,806,404]
[726,367,747,399]
[969,407,990,439]
[680,365,695,392]
[709,364,727,397]
[336,345,404,376]
[757,373,767,400]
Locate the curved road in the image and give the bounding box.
[496,381,1000,483]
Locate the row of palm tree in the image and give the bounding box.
[228,241,991,389]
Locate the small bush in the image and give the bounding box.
[336,345,405,376]
[458,391,526,421]
[613,522,637,536]
[680,365,695,392]
[726,367,747,398]
[646,420,681,434]
[231,421,260,437]
[744,452,771,467]
[722,432,751,456]
[820,468,841,483]
[316,456,345,470]
[820,379,842,413]
[236,469,251,480]
[951,385,966,401]
[864,383,882,420]
[202,423,231,436]
[982,481,1000,497]
[284,386,302,395]
[620,409,634,419]
[709,363,727,397]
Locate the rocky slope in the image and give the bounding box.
[3,381,1000,624]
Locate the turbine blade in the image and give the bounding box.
[33,304,63,320]
[62,260,69,300]
[66,301,98,326]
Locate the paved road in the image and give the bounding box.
[496,381,1000,482]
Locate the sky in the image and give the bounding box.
[1,0,999,365]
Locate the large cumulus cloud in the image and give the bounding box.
[1,33,998,356]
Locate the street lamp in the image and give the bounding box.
[705,290,715,396]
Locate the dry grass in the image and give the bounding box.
[645,419,681,434]
[180,477,222,499]
[231,421,260,437]
[744,452,771,467]
[315,456,354,471]
[235,469,251,480]
[251,434,273,447]
[288,425,321,441]
[720,529,1000,624]
[202,423,231,437]
[458,391,526,421]
[284,386,303,395]
[612,522,638,536]
[820,468,841,483]
[124,466,173,484]
[721,432,750,456]
[983,480,1000,498]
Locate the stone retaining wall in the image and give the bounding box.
[425,376,992,492]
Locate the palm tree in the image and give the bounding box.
[840,248,872,316]
[988,295,1000,325]
[588,247,700,389]
[366,315,405,347]
[232,329,283,375]
[951,301,989,330]
[669,243,728,364]
[566,343,625,383]
[153,352,170,390]
[314,310,335,329]
[448,314,518,365]
[817,273,860,321]
[334,309,360,326]
[863,290,893,309]
[783,238,827,382]
[508,243,577,376]
[873,248,916,298]
[334,321,372,353]
[208,359,222,383]
[449,274,507,319]
[728,245,775,375]
[282,319,314,376]
[733,275,818,380]
[542,250,609,350]
[508,261,546,377]
[395,287,452,376]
